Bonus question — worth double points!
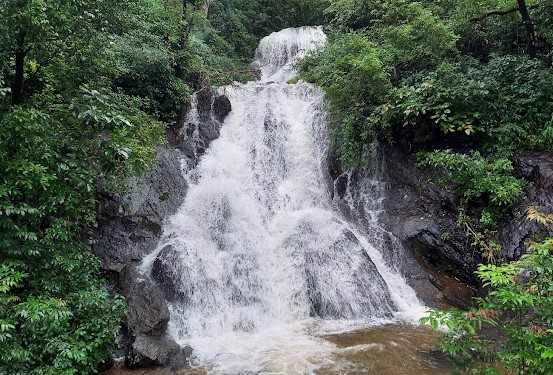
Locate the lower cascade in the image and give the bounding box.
[143,26,426,374]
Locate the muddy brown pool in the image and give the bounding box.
[317,325,450,375]
[105,324,452,375]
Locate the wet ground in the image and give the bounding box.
[105,324,452,375]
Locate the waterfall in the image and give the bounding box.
[143,26,426,374]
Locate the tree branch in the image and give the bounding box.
[471,4,538,22]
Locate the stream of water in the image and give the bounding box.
[142,26,446,375]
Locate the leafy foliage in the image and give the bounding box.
[300,33,391,164]
[386,56,553,152]
[418,151,525,208]
[0,106,130,373]
[301,1,553,165]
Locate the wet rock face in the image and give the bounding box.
[94,87,230,370]
[373,146,480,283]
[500,152,553,260]
[95,147,188,274]
[304,229,396,319]
[169,88,232,163]
[152,245,185,303]
[379,146,553,285]
[127,277,170,336]
[331,145,552,306]
[94,146,188,369]
[212,95,232,122]
[196,87,214,120]
[127,335,193,369]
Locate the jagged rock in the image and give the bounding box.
[170,90,229,162]
[152,245,184,303]
[213,95,232,122]
[127,277,170,336]
[196,87,214,119]
[127,335,193,369]
[336,154,448,306]
[95,89,229,369]
[378,146,484,284]
[197,119,222,147]
[94,146,188,274]
[500,151,553,260]
[378,146,553,286]
[513,151,553,187]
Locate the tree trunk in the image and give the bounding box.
[201,0,212,16]
[517,0,536,56]
[11,49,25,106]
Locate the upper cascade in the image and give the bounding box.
[254,26,327,82]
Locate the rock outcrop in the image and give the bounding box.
[127,335,193,369]
[330,145,553,308]
[378,146,482,284]
[378,146,553,297]
[126,277,170,337]
[94,89,231,369]
[168,87,230,164]
[95,147,188,276]
[151,244,185,303]
[500,152,553,260]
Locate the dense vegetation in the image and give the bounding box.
[424,235,553,374]
[298,0,553,373]
[0,0,325,373]
[300,0,553,219]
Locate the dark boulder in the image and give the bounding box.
[213,95,232,122]
[152,245,183,303]
[94,146,188,274]
[127,335,193,370]
[127,277,170,336]
[196,87,214,120]
[196,88,232,123]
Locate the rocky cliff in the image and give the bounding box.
[328,145,553,309]
[94,88,231,369]
[378,146,553,306]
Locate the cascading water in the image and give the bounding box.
[143,26,426,374]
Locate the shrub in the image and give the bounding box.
[0,106,136,374]
[418,150,525,209]
[300,33,391,165]
[423,238,553,375]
